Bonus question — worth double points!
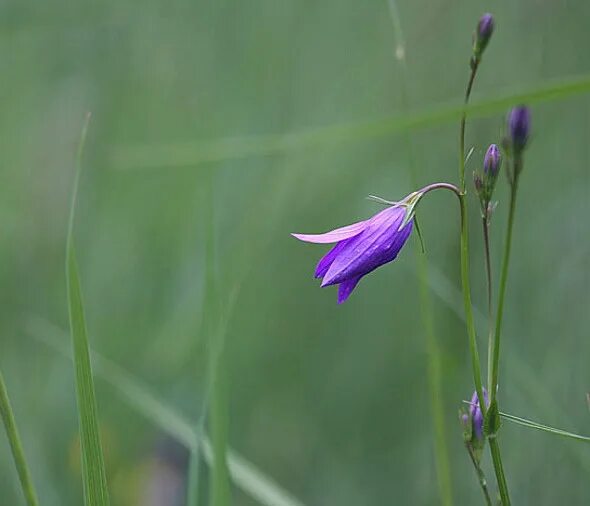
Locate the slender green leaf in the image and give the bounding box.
[385,1,453,505]
[0,370,39,506]
[199,168,232,506]
[25,316,306,506]
[66,113,110,506]
[209,343,231,506]
[186,447,204,506]
[111,73,590,170]
[499,411,590,443]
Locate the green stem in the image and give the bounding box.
[459,60,479,188]
[485,173,519,506]
[482,215,494,391]
[459,58,512,504]
[459,195,486,421]
[489,438,510,505]
[0,370,40,506]
[458,61,485,414]
[466,446,493,506]
[490,176,519,402]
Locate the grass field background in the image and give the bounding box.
[0,1,588,504]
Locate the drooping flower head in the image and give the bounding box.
[292,196,416,303]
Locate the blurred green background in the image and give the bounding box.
[0,0,588,504]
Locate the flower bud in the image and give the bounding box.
[473,13,494,59]
[508,106,531,153]
[483,144,501,178]
[469,389,489,441]
[475,145,501,210]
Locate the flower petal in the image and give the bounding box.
[322,206,412,287]
[291,220,367,244]
[337,276,362,304]
[314,240,350,279]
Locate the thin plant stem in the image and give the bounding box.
[458,58,512,504]
[482,215,494,391]
[0,370,40,506]
[459,196,486,421]
[466,446,493,506]
[490,174,519,402]
[386,3,454,502]
[489,438,509,504]
[458,60,486,421]
[459,60,479,188]
[485,169,520,506]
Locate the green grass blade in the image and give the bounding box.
[25,316,306,506]
[386,1,453,505]
[186,447,204,506]
[209,344,231,506]
[499,412,590,443]
[0,370,40,506]
[66,113,110,506]
[202,169,232,506]
[111,73,590,170]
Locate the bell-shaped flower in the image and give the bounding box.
[292,201,414,303]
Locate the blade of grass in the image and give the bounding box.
[186,447,205,506]
[202,168,231,506]
[25,316,306,506]
[188,280,240,506]
[386,2,453,505]
[0,370,40,506]
[186,169,233,506]
[209,339,231,506]
[66,113,110,505]
[111,73,590,169]
[499,412,590,443]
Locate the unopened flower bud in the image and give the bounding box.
[473,13,495,60]
[508,106,531,153]
[469,389,489,441]
[483,144,501,178]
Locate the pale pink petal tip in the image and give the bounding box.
[291,220,366,244]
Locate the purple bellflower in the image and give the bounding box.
[292,201,414,304]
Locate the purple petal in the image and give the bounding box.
[291,220,367,244]
[337,276,362,304]
[314,239,350,279]
[321,206,412,287]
